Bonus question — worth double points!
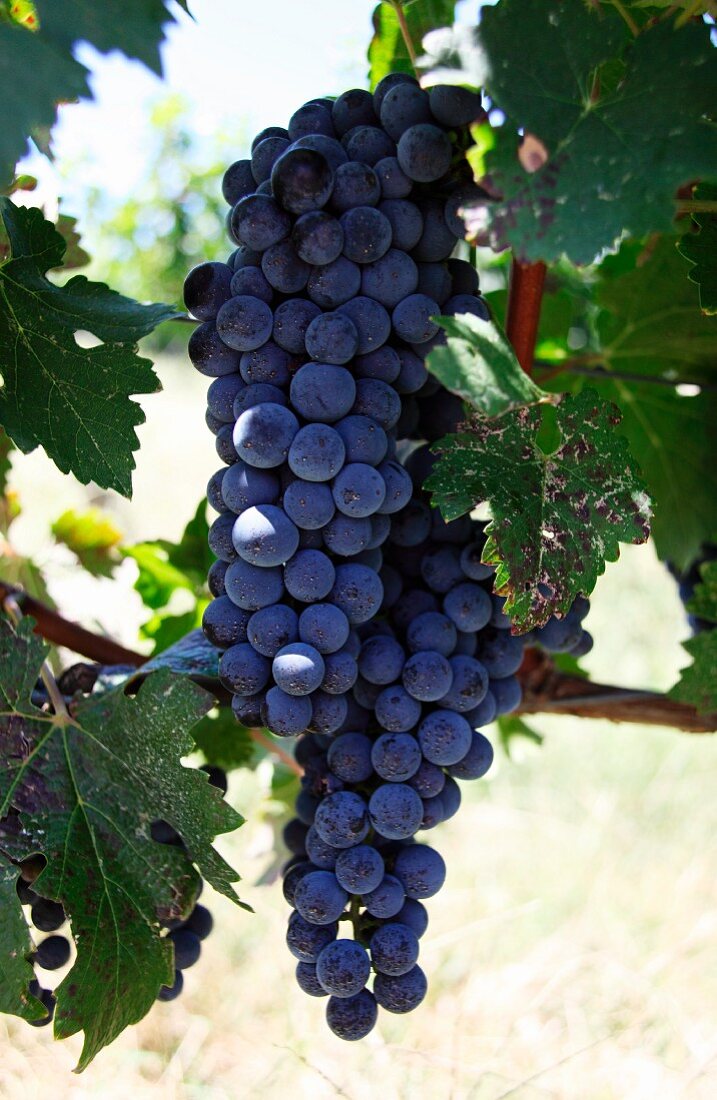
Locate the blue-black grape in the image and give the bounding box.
[271,148,334,214]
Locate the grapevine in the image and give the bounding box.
[0,0,715,1073]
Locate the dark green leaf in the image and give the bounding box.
[593,236,717,385]
[686,560,717,625]
[192,708,255,772]
[669,631,717,716]
[0,849,45,1023]
[455,4,717,263]
[0,200,174,496]
[427,314,547,416]
[51,508,122,577]
[0,427,11,497]
[33,1,182,75]
[368,0,457,88]
[0,23,89,184]
[163,498,213,583]
[678,183,717,316]
[0,617,242,1069]
[427,389,651,630]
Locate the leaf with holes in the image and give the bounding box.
[368,0,457,87]
[447,1,717,263]
[0,616,243,1070]
[0,200,175,496]
[427,314,548,417]
[679,183,717,317]
[426,389,651,630]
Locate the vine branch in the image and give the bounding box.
[3,580,713,735]
[505,260,547,375]
[533,360,717,393]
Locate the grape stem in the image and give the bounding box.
[3,580,714,734]
[3,593,70,720]
[389,1,419,72]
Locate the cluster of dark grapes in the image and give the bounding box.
[16,859,70,1028]
[150,764,226,1003]
[187,74,591,1039]
[16,764,225,1027]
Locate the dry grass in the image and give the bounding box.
[2,357,715,1099]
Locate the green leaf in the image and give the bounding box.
[455,4,717,263]
[141,606,206,654]
[427,389,651,630]
[33,1,182,75]
[533,236,717,571]
[51,508,122,577]
[0,200,174,496]
[496,714,543,757]
[192,708,255,772]
[678,183,717,316]
[123,543,194,609]
[0,23,89,184]
[0,616,243,1070]
[427,313,547,416]
[125,500,211,612]
[686,560,717,625]
[0,849,45,1023]
[593,236,717,385]
[368,0,457,88]
[669,631,717,716]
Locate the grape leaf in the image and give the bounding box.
[141,606,206,654]
[496,714,543,757]
[51,508,122,577]
[686,560,717,625]
[0,427,11,497]
[0,22,89,184]
[140,628,219,679]
[192,708,255,773]
[669,632,717,716]
[532,237,717,570]
[54,214,90,270]
[124,499,211,610]
[427,313,547,416]
[442,2,717,264]
[33,1,183,75]
[0,200,174,497]
[426,389,651,630]
[368,0,457,88]
[678,183,717,316]
[593,236,717,385]
[0,616,243,1070]
[0,849,45,1023]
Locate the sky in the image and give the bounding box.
[22,0,476,213]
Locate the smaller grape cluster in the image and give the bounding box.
[151,764,225,1003]
[16,860,70,1028]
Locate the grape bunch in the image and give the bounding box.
[187,73,591,1039]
